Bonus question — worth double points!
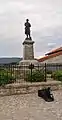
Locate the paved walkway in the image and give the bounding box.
[0,90,62,120]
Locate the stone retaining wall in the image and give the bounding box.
[0,81,62,96]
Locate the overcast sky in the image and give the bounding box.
[0,0,62,58]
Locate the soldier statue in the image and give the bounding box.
[24,19,31,40]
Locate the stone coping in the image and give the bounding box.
[2,81,61,88]
[0,81,62,96]
[23,40,34,45]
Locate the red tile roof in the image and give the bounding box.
[38,47,62,62]
[45,47,62,55]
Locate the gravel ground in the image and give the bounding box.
[0,90,62,120]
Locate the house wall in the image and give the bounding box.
[40,55,62,71]
[42,55,62,63]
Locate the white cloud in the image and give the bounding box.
[0,0,62,57]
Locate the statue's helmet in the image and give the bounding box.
[26,19,29,22]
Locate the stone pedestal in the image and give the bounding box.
[19,38,41,66]
[19,59,41,66]
[23,38,34,60]
[18,38,41,82]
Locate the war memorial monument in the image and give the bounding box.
[19,19,40,65]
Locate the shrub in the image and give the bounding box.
[46,70,52,74]
[51,70,62,81]
[26,69,45,82]
[0,69,15,86]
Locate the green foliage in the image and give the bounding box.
[26,70,45,82]
[46,70,52,74]
[51,70,62,81]
[0,69,15,86]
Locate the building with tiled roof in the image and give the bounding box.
[38,47,62,63]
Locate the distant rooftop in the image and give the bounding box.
[45,47,62,55]
[38,46,62,62]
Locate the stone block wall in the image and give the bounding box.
[0,81,62,96]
